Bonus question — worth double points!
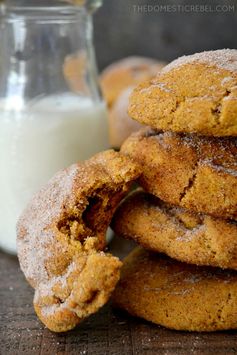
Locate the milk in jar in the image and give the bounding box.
[0,94,108,253]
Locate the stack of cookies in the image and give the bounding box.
[111,49,237,332]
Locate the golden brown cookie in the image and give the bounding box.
[128,49,237,136]
[112,190,237,270]
[17,150,141,332]
[121,128,237,220]
[113,247,237,331]
[109,86,144,148]
[100,56,165,107]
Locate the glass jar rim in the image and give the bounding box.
[6,4,83,10]
[1,4,88,22]
[0,1,102,19]
[0,0,103,15]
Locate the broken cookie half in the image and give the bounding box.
[17,150,141,332]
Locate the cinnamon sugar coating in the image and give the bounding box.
[128,49,237,136]
[113,247,237,331]
[121,128,237,219]
[112,190,237,270]
[17,150,141,332]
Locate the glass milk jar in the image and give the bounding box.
[0,1,108,254]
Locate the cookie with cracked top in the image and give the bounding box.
[111,190,237,270]
[112,247,237,331]
[121,128,237,219]
[17,150,141,332]
[128,49,237,136]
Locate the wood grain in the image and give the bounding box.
[1,236,237,355]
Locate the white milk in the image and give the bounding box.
[0,94,109,253]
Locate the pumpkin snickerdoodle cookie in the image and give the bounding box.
[100,56,165,108]
[108,86,144,148]
[128,49,237,136]
[17,150,141,332]
[111,190,237,270]
[121,128,237,220]
[112,247,237,331]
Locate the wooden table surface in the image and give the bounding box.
[1,236,237,355]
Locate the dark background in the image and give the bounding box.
[94,0,237,70]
